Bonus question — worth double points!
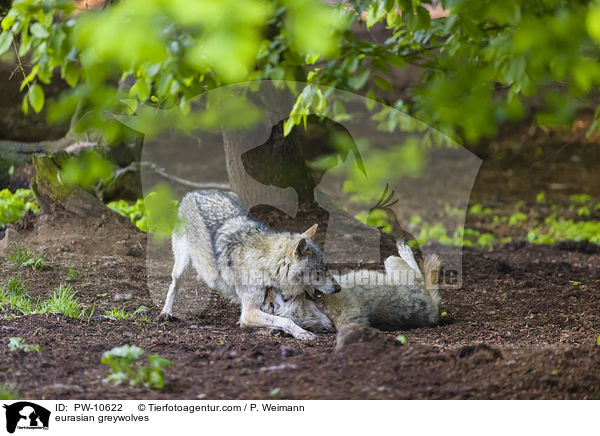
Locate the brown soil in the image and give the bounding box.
[0,204,599,400]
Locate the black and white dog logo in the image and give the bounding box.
[3,402,50,433]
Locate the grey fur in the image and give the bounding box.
[262,241,442,331]
[159,190,340,340]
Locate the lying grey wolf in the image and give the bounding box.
[262,241,441,331]
[158,190,341,340]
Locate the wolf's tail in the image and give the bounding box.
[423,253,442,320]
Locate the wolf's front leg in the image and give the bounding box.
[239,296,317,341]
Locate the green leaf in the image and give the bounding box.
[587,6,600,41]
[147,353,174,369]
[283,117,295,137]
[21,95,29,115]
[0,31,13,55]
[373,75,392,91]
[28,84,45,114]
[64,62,80,87]
[19,65,39,91]
[1,16,15,32]
[386,54,406,68]
[348,68,370,90]
[30,23,49,38]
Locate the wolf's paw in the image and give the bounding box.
[294,330,317,341]
[157,312,177,322]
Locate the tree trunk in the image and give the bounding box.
[223,120,315,218]
[31,152,117,218]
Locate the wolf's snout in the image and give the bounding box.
[317,277,341,294]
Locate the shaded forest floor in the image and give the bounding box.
[0,206,599,399]
[1,114,600,399]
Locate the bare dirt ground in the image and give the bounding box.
[1,117,599,400]
[0,205,599,400]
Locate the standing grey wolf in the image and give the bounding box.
[158,190,341,340]
[262,241,441,331]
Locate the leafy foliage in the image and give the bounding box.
[60,150,115,188]
[0,189,39,226]
[2,0,599,145]
[527,216,600,245]
[107,186,179,238]
[101,344,174,389]
[7,337,41,353]
[107,198,146,231]
[355,193,600,247]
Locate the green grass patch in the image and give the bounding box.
[0,277,39,315]
[8,247,47,270]
[0,278,93,320]
[101,345,174,389]
[105,307,132,320]
[104,306,154,323]
[43,284,85,319]
[7,337,41,353]
[67,267,80,281]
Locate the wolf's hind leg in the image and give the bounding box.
[239,296,317,341]
[159,234,190,321]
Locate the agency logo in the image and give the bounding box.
[2,402,50,434]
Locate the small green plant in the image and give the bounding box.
[577,206,591,217]
[569,194,593,204]
[596,334,600,346]
[354,208,393,234]
[527,216,600,245]
[508,212,527,227]
[0,189,39,226]
[0,277,38,315]
[133,306,154,323]
[43,284,83,319]
[105,307,132,320]
[536,192,546,204]
[7,337,41,353]
[0,383,19,400]
[269,387,283,398]
[107,198,147,231]
[476,233,495,248]
[8,247,46,270]
[107,191,180,237]
[468,203,492,216]
[101,345,174,389]
[67,267,80,281]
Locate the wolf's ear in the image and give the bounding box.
[290,238,309,258]
[301,223,318,240]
